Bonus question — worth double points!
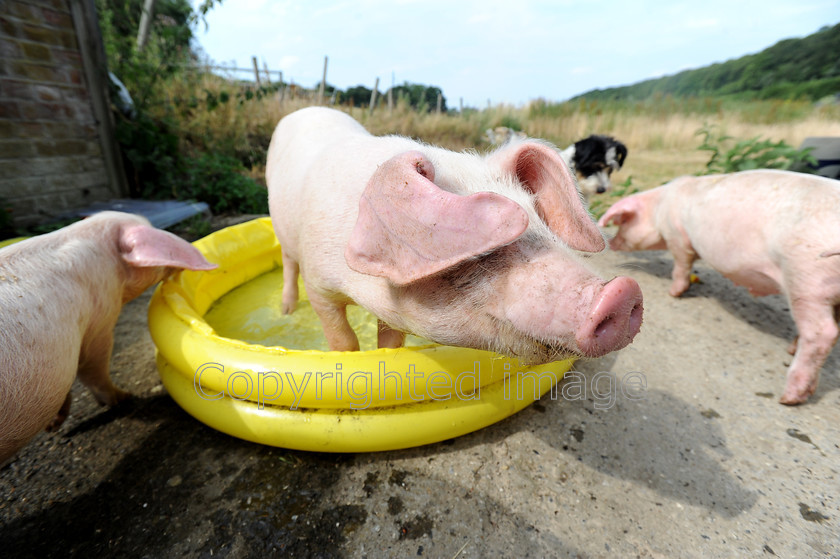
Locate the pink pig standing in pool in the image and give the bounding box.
[0,212,216,463]
[598,169,840,405]
[266,107,643,365]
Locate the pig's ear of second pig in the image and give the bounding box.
[597,198,637,228]
[119,225,217,271]
[345,150,529,286]
[490,142,605,253]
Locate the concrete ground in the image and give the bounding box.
[1,248,838,558]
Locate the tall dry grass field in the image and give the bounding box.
[157,74,840,210]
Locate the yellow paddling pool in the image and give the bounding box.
[0,236,28,249]
[148,217,574,452]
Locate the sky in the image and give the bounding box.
[191,0,840,108]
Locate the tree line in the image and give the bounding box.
[573,22,840,103]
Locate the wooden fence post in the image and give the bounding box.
[436,92,442,114]
[278,71,285,102]
[319,56,328,104]
[252,56,261,87]
[369,77,379,115]
[263,60,271,85]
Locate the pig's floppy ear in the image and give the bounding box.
[345,151,529,285]
[598,198,638,228]
[120,225,217,270]
[490,142,605,252]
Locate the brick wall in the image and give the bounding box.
[0,0,126,227]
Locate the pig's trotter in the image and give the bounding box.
[668,280,689,298]
[46,392,73,432]
[780,369,820,405]
[669,254,695,297]
[281,253,300,314]
[88,381,131,407]
[77,333,131,407]
[779,300,838,405]
[378,320,406,349]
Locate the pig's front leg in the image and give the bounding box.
[308,291,361,351]
[378,320,406,349]
[668,248,697,297]
[786,336,798,355]
[780,299,839,405]
[77,329,131,408]
[281,253,300,314]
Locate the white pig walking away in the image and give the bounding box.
[266,107,643,365]
[598,169,840,404]
[0,211,216,463]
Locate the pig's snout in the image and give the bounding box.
[576,276,643,357]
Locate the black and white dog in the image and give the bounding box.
[559,135,628,201]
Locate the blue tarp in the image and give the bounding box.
[71,199,210,229]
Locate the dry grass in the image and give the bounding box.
[157,73,840,199]
[524,110,840,153]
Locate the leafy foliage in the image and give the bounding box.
[695,124,818,174]
[391,82,447,112]
[182,153,268,214]
[343,85,377,107]
[97,0,194,110]
[97,0,267,215]
[497,114,524,131]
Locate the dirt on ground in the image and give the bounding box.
[1,218,838,558]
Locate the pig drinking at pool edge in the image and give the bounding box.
[266,107,643,365]
[598,169,840,405]
[0,211,216,463]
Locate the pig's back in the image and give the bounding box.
[266,108,368,255]
[672,170,840,281]
[0,235,96,440]
[265,107,419,277]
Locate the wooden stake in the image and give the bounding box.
[319,56,328,104]
[252,56,261,87]
[263,60,271,85]
[369,77,379,115]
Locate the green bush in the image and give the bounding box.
[695,124,818,174]
[497,114,524,131]
[183,153,268,214]
[115,112,182,199]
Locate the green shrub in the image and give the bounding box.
[695,124,818,174]
[497,114,524,131]
[183,153,268,214]
[115,112,182,199]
